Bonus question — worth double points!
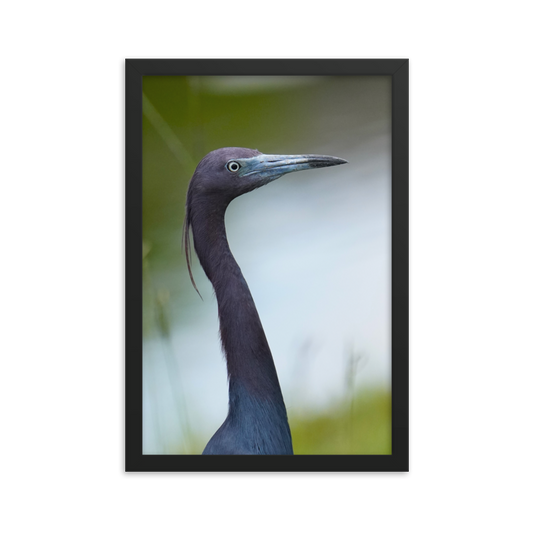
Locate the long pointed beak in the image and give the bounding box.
[240,153,348,184]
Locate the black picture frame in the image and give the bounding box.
[126,59,408,472]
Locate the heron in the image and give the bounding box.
[183,147,347,455]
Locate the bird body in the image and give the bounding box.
[184,147,347,455]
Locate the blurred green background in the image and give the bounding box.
[142,75,391,454]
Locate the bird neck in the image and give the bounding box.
[191,198,286,404]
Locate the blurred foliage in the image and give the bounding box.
[291,388,391,454]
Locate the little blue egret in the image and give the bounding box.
[183,147,347,454]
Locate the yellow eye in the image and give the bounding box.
[227,161,241,173]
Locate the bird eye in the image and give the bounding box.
[227,161,241,173]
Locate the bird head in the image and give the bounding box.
[183,147,348,295]
[187,147,348,200]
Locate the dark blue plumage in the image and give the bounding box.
[183,147,347,455]
[204,381,293,455]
